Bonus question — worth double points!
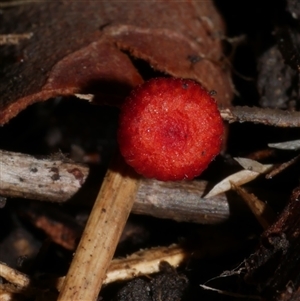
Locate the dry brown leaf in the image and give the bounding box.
[0,0,233,125]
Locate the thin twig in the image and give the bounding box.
[0,149,230,224]
[0,150,88,202]
[220,106,300,127]
[265,153,300,179]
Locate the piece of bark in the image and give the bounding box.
[0,0,232,125]
[245,186,300,301]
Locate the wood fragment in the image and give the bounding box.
[0,244,190,296]
[135,179,230,224]
[58,154,140,301]
[57,244,190,291]
[0,149,230,224]
[0,150,88,202]
[0,262,30,288]
[220,106,300,127]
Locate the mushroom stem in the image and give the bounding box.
[57,153,140,301]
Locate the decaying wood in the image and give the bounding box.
[220,106,300,127]
[58,154,140,301]
[0,149,230,224]
[135,179,230,224]
[0,150,88,202]
[245,186,300,301]
[0,262,30,288]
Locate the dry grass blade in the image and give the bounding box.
[268,139,300,150]
[205,170,260,198]
[205,158,273,198]
[57,153,140,301]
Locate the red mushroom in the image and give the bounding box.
[118,77,224,181]
[59,78,224,301]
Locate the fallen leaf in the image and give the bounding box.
[0,0,233,125]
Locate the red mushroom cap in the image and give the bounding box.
[118,77,224,181]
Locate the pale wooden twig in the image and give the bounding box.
[0,262,30,288]
[57,153,140,301]
[56,244,189,290]
[0,149,230,224]
[135,178,229,224]
[0,150,88,202]
[220,106,300,127]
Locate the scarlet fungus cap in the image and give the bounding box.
[118,77,224,181]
